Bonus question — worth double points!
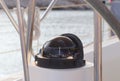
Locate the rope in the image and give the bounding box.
[33,7,41,40]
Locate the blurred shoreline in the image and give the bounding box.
[0,0,92,10]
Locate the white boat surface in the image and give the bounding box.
[1,0,120,81]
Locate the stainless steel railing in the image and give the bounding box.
[16,0,30,81]
[94,11,103,81]
[0,0,19,33]
[1,0,120,81]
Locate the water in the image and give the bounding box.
[0,10,110,77]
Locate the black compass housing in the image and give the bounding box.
[35,33,85,69]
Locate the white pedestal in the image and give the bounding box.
[29,62,93,81]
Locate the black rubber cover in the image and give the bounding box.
[35,33,85,69]
[35,55,85,69]
[61,33,84,59]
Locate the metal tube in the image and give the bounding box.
[40,0,57,21]
[16,0,30,81]
[94,11,102,81]
[84,0,120,39]
[26,0,35,64]
[0,0,19,33]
